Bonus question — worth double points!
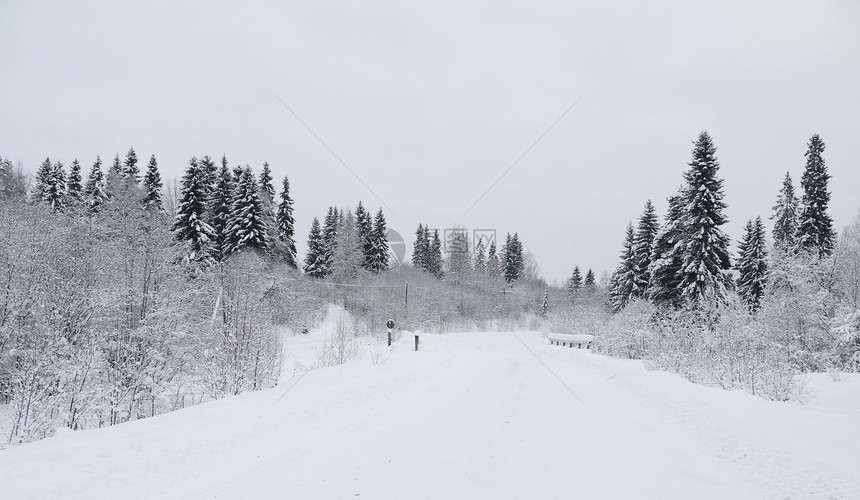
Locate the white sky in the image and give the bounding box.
[2,0,858,283]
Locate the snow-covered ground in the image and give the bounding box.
[2,311,859,499]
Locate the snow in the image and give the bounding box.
[2,317,859,499]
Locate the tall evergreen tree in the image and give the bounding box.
[172,157,215,259]
[105,153,123,198]
[584,268,596,288]
[541,289,550,317]
[677,131,732,304]
[736,217,768,311]
[84,156,107,211]
[798,134,835,257]
[368,208,389,273]
[648,189,687,307]
[274,175,298,268]
[609,223,637,312]
[486,240,500,279]
[200,155,218,195]
[632,199,659,297]
[501,233,524,284]
[33,157,53,204]
[427,229,443,278]
[412,224,429,271]
[225,167,268,255]
[446,229,472,285]
[303,217,327,278]
[474,239,486,274]
[66,159,83,207]
[209,160,235,261]
[568,266,583,303]
[46,160,67,211]
[355,202,374,270]
[322,206,340,277]
[258,162,275,207]
[771,172,799,252]
[123,147,139,183]
[143,155,163,211]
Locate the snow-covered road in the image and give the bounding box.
[2,330,858,499]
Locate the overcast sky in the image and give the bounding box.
[2,0,858,283]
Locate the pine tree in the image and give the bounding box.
[541,289,550,317]
[208,159,235,261]
[225,167,268,255]
[648,189,686,307]
[677,131,732,304]
[368,208,389,273]
[143,155,163,211]
[303,217,327,278]
[412,224,429,271]
[200,155,218,195]
[322,206,340,277]
[66,159,83,207]
[123,147,139,184]
[632,199,659,297]
[427,229,443,278]
[45,160,67,211]
[501,233,524,284]
[84,156,107,211]
[105,153,123,198]
[798,134,835,257]
[33,157,53,204]
[568,266,583,303]
[355,202,374,270]
[259,162,275,207]
[172,157,215,259]
[275,175,298,268]
[772,172,799,251]
[584,269,596,288]
[609,223,637,311]
[736,217,768,311]
[474,239,486,274]
[486,240,500,279]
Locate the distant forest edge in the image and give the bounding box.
[0,130,858,445]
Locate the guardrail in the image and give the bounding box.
[548,333,594,350]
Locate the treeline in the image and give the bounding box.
[593,133,860,399]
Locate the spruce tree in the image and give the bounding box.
[84,156,107,211]
[46,160,67,211]
[501,233,524,284]
[677,131,732,304]
[632,199,658,297]
[427,229,443,278]
[355,202,374,270]
[172,157,215,259]
[259,162,275,207]
[486,240,500,279]
[66,159,83,207]
[105,153,123,198]
[322,206,340,277]
[368,208,389,273]
[446,230,472,285]
[225,167,268,255]
[330,209,364,282]
[209,160,235,261]
[541,289,549,317]
[568,266,583,303]
[798,134,835,257]
[303,217,327,278]
[584,269,596,288]
[123,147,139,183]
[772,172,799,251]
[33,157,53,204]
[474,239,486,274]
[412,224,428,271]
[143,155,163,211]
[275,175,298,268]
[648,189,686,307]
[200,155,218,195]
[736,217,768,311]
[609,223,637,312]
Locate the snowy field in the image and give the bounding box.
[2,313,859,499]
